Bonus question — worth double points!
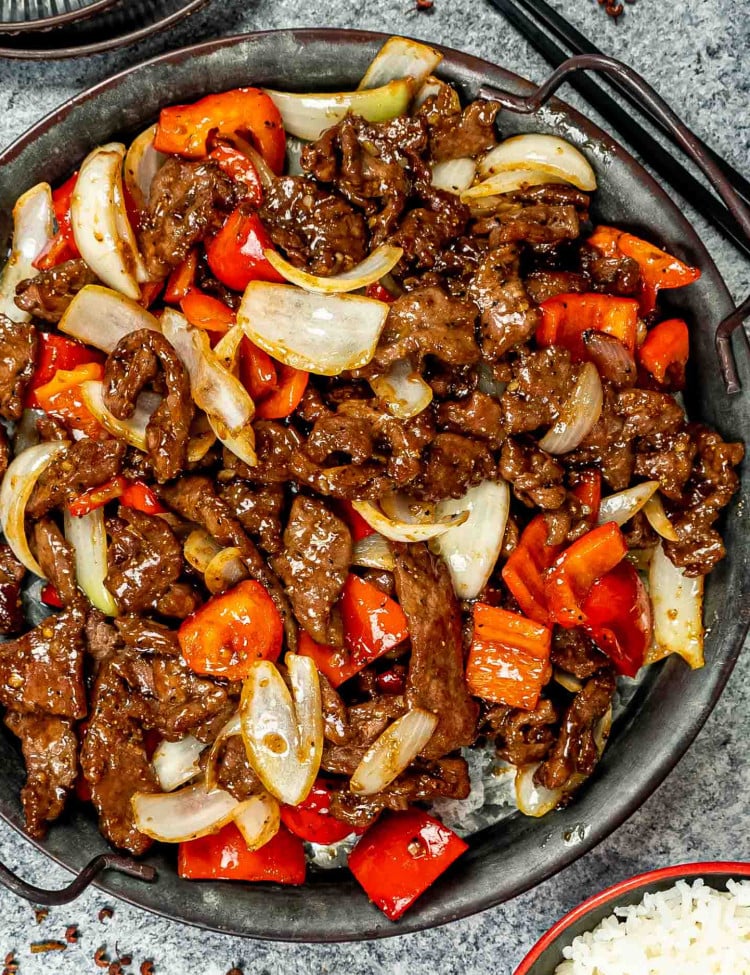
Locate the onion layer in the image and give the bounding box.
[63,506,118,616]
[204,546,249,595]
[264,243,403,294]
[80,380,160,451]
[460,168,552,201]
[238,282,389,377]
[124,125,166,214]
[647,541,704,669]
[643,493,679,541]
[0,442,68,576]
[131,783,239,842]
[597,481,660,527]
[184,529,223,574]
[352,498,468,543]
[431,158,477,195]
[369,359,433,419]
[478,134,598,191]
[350,708,438,795]
[152,735,204,792]
[0,182,54,323]
[539,363,603,455]
[352,534,395,571]
[233,792,280,851]
[59,285,161,353]
[358,36,442,90]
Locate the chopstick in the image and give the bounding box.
[485,0,750,261]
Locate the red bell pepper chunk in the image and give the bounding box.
[178,579,283,680]
[465,603,552,709]
[581,560,652,678]
[180,288,236,334]
[545,522,628,629]
[164,249,199,304]
[337,500,377,543]
[120,480,166,515]
[365,282,397,303]
[178,823,306,885]
[154,88,286,175]
[33,172,80,270]
[34,362,107,440]
[537,292,639,358]
[139,281,164,309]
[280,778,365,845]
[375,666,407,695]
[501,515,562,625]
[571,470,602,524]
[68,476,127,517]
[255,364,309,419]
[206,208,286,292]
[27,333,102,407]
[41,584,64,608]
[638,318,690,385]
[240,338,278,401]
[208,144,264,206]
[348,809,468,920]
[298,575,409,688]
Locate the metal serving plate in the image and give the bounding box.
[0,29,747,942]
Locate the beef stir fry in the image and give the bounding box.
[0,37,742,921]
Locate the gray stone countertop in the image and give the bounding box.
[0,1,748,972]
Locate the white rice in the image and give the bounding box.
[554,878,750,975]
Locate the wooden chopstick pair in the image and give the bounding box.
[486,0,750,261]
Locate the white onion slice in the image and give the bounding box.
[352,533,395,571]
[131,783,238,842]
[478,134,598,191]
[647,541,704,669]
[63,506,118,616]
[369,359,433,419]
[264,243,403,294]
[240,654,323,806]
[0,442,68,576]
[70,143,146,299]
[264,79,413,141]
[515,763,563,818]
[358,36,442,90]
[460,167,557,201]
[0,182,54,323]
[597,481,660,527]
[350,708,438,796]
[80,380,160,451]
[184,528,222,573]
[238,282,388,377]
[352,499,468,543]
[204,545,249,595]
[538,362,603,455]
[152,735,204,792]
[643,493,679,541]
[553,670,583,694]
[123,125,166,213]
[431,479,510,600]
[59,285,161,353]
[204,711,242,793]
[432,158,477,195]
[232,792,280,852]
[414,76,461,112]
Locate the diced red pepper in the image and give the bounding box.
[164,249,199,304]
[33,362,103,410]
[581,560,652,678]
[34,362,107,440]
[337,500,377,543]
[180,288,236,334]
[545,522,628,629]
[501,515,562,625]
[206,208,286,292]
[280,778,364,845]
[375,666,407,695]
[178,579,283,680]
[465,603,552,709]
[254,364,308,419]
[139,280,164,309]
[41,584,64,608]
[33,172,80,270]
[68,476,127,517]
[27,333,102,407]
[537,293,639,358]
[120,480,166,515]
[638,318,690,385]
[240,338,278,401]
[298,575,409,688]
[154,88,286,175]
[348,809,468,921]
[365,282,397,303]
[208,144,264,206]
[178,823,306,884]
[571,470,602,524]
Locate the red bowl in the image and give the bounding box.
[515,861,750,975]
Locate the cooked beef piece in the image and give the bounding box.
[194,252,241,310]
[319,673,349,745]
[623,510,658,550]
[663,425,744,575]
[115,616,180,656]
[615,389,684,439]
[475,184,589,249]
[382,407,437,487]
[0,314,37,421]
[259,175,368,274]
[161,476,297,650]
[106,506,185,615]
[543,494,591,545]
[393,543,478,758]
[525,270,589,305]
[581,331,637,388]
[468,245,541,360]
[214,735,260,801]
[487,699,558,766]
[273,497,351,646]
[360,569,396,598]
[568,386,634,490]
[5,712,78,838]
[220,481,284,554]
[304,413,374,465]
[329,757,471,829]
[0,426,9,480]
[14,260,96,323]
[151,583,201,619]
[500,438,566,509]
[296,383,333,424]
[580,242,641,295]
[535,670,616,791]
[32,519,79,608]
[322,695,407,775]
[104,329,193,483]
[373,285,479,370]
[393,189,470,272]
[423,91,500,162]
[633,428,696,499]
[500,348,579,435]
[289,448,389,501]
[35,412,67,442]
[411,432,495,501]
[0,606,86,719]
[139,157,240,277]
[85,610,121,672]
[0,545,24,635]
[223,421,303,485]
[26,439,126,519]
[551,628,609,679]
[438,391,505,447]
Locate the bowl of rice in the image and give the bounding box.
[515,862,750,975]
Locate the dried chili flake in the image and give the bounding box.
[98,906,114,923]
[118,954,132,966]
[30,940,67,953]
[108,963,124,975]
[416,0,434,8]
[140,962,155,975]
[226,968,244,975]
[33,907,48,924]
[94,946,110,968]
[65,925,79,944]
[2,951,18,975]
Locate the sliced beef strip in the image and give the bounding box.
[115,616,180,656]
[148,655,235,742]
[424,92,500,162]
[500,438,566,509]
[500,347,579,436]
[0,425,9,480]
[579,242,641,296]
[0,314,37,421]
[319,672,349,745]
[480,183,590,249]
[4,712,78,839]
[85,610,122,673]
[467,245,541,361]
[551,628,609,680]
[219,481,284,555]
[486,699,559,767]
[32,519,79,608]
[105,506,185,615]
[410,432,495,502]
[438,390,505,447]
[0,544,25,635]
[0,605,86,719]
[26,439,126,519]
[139,157,241,278]
[304,413,374,466]
[213,735,260,801]
[615,389,684,439]
[567,386,634,490]
[103,329,194,483]
[222,421,303,485]
[321,695,407,775]
[392,186,470,273]
[14,259,97,323]
[393,542,478,758]
[272,497,352,647]
[633,428,696,500]
[525,270,589,305]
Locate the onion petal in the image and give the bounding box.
[124,125,166,214]
[460,168,556,201]
[431,158,477,195]
[204,712,241,793]
[478,134,598,191]
[264,243,403,294]
[358,36,442,90]
[232,792,280,851]
[184,528,223,573]
[204,545,249,595]
[597,481,660,527]
[539,362,603,455]
[152,735,205,792]
[414,76,460,112]
[646,541,704,669]
[369,359,433,419]
[80,380,160,451]
[131,783,238,842]
[352,498,468,543]
[350,708,438,796]
[515,763,563,818]
[59,285,161,353]
[352,533,395,571]
[0,182,54,323]
[0,442,68,576]
[63,506,118,616]
[643,493,679,541]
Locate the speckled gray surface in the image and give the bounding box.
[0,1,748,972]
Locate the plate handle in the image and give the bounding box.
[0,852,156,906]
